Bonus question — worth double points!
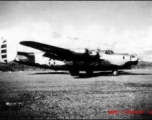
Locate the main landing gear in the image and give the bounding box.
[69,67,79,76]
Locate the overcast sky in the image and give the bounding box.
[0,1,152,61]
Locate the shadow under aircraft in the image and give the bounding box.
[74,71,152,78]
[30,71,69,75]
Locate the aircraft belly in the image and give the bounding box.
[64,60,120,71]
[65,61,101,66]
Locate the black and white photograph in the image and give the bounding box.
[0,1,152,119]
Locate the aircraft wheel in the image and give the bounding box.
[112,70,118,75]
[86,70,94,76]
[69,67,79,76]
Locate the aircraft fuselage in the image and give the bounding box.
[15,51,138,71]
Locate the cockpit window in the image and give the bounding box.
[105,50,114,55]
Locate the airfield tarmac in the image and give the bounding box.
[1,70,152,119]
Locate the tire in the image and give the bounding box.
[112,70,118,75]
[69,67,79,76]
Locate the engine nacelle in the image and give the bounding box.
[72,48,87,54]
[0,38,17,63]
[89,50,99,56]
[72,48,99,57]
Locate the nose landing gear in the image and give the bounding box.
[112,70,118,76]
[86,70,94,76]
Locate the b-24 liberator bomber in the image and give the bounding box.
[0,38,138,76]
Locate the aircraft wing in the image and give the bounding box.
[20,41,73,61]
[20,41,100,61]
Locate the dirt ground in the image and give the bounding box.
[1,70,152,119]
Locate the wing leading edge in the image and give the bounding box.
[20,41,73,61]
